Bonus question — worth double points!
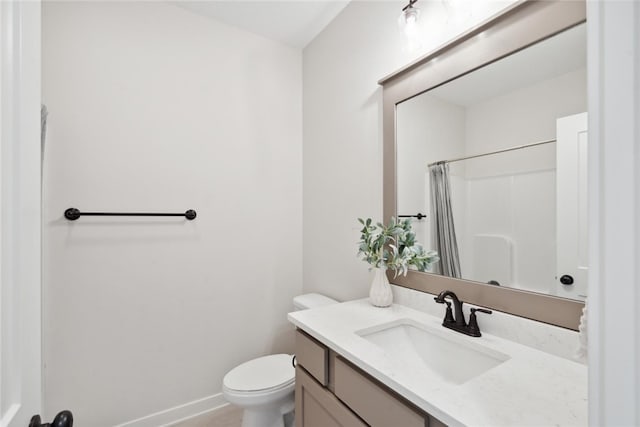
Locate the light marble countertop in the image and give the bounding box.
[288,299,587,427]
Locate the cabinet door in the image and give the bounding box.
[295,366,367,427]
[333,357,426,427]
[296,330,329,385]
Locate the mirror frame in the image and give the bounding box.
[381,0,586,330]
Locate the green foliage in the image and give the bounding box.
[357,217,439,276]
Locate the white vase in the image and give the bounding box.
[369,268,393,307]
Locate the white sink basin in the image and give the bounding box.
[357,319,510,385]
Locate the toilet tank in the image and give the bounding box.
[293,293,338,311]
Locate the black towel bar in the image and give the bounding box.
[398,213,427,220]
[64,208,197,221]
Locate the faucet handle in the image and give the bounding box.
[434,297,455,324]
[443,301,455,324]
[468,308,492,337]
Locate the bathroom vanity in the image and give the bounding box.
[289,300,587,427]
[294,329,441,427]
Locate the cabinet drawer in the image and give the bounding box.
[334,356,426,427]
[295,330,329,386]
[296,366,367,427]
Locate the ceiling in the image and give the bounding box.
[172,1,351,48]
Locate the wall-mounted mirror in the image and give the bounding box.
[397,23,587,302]
[381,0,587,329]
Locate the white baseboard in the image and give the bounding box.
[115,394,228,427]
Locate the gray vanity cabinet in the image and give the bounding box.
[295,329,446,427]
[295,366,366,427]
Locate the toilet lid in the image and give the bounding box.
[224,354,295,392]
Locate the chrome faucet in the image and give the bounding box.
[434,290,492,337]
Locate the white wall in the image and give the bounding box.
[396,94,466,271]
[42,2,302,425]
[303,0,518,300]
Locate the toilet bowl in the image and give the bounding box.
[222,293,338,427]
[223,354,295,427]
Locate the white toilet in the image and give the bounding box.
[222,293,338,427]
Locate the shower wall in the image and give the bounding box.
[461,68,587,292]
[42,2,302,425]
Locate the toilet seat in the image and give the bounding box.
[223,354,295,393]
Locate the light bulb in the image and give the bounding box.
[404,7,419,24]
[399,5,421,51]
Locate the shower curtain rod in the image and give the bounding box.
[427,138,556,167]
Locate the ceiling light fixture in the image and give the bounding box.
[399,0,421,50]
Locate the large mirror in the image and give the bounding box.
[397,23,587,302]
[381,0,587,329]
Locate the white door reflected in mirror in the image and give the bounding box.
[556,112,588,300]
